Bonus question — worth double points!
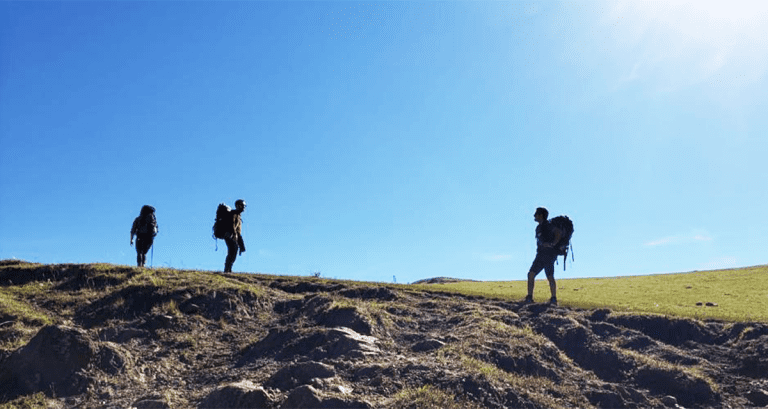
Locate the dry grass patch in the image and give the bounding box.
[387,385,482,409]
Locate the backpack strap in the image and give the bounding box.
[563,247,567,271]
[563,243,574,271]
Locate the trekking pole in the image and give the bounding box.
[563,251,567,271]
[151,244,154,268]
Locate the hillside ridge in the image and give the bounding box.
[1,261,768,408]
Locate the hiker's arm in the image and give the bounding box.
[238,235,245,254]
[130,219,138,245]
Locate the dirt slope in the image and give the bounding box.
[1,261,767,408]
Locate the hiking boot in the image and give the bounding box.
[549,297,558,306]
[523,295,534,304]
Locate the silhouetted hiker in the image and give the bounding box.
[130,205,158,267]
[213,199,246,272]
[524,207,562,305]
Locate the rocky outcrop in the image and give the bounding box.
[1,262,767,408]
[0,325,131,401]
[198,380,273,409]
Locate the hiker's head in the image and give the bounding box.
[141,205,155,216]
[535,207,548,221]
[235,199,246,212]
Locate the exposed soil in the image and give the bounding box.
[1,261,767,408]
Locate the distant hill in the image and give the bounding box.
[410,276,479,285]
[1,260,768,408]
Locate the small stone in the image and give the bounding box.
[660,395,678,407]
[411,339,446,353]
[746,389,768,407]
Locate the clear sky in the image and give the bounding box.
[1,1,766,283]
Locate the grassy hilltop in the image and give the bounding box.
[1,260,768,408]
[412,265,768,322]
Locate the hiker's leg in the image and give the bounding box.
[135,236,143,266]
[136,235,150,267]
[546,274,557,300]
[527,270,537,298]
[545,256,557,301]
[527,253,546,299]
[225,239,238,272]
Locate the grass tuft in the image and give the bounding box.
[388,385,482,409]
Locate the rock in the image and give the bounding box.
[239,327,379,365]
[745,388,768,407]
[585,389,625,408]
[534,317,633,382]
[75,285,166,328]
[606,315,715,346]
[133,398,170,409]
[98,326,149,343]
[140,314,176,332]
[706,302,718,307]
[338,287,397,301]
[270,281,345,294]
[0,325,97,400]
[590,321,623,338]
[279,385,371,409]
[660,395,678,407]
[198,380,273,409]
[619,334,656,351]
[633,366,716,407]
[320,327,380,360]
[411,338,446,352]
[316,306,373,335]
[737,336,768,377]
[238,328,299,364]
[491,350,560,380]
[96,342,132,375]
[589,309,612,321]
[279,385,323,409]
[179,302,202,314]
[352,365,383,382]
[267,361,337,391]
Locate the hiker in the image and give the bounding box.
[525,207,562,305]
[219,199,246,273]
[130,205,158,267]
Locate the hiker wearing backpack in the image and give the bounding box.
[130,205,158,267]
[525,207,563,305]
[213,199,246,273]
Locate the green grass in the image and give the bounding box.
[0,287,55,326]
[413,265,768,322]
[0,392,49,409]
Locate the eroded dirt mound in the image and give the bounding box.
[1,261,768,408]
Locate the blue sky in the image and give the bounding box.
[1,1,766,283]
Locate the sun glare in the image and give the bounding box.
[604,0,768,89]
[616,0,768,37]
[687,0,768,22]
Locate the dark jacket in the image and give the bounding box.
[231,212,245,252]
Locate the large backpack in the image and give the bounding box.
[212,203,234,240]
[137,206,158,236]
[549,215,574,269]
